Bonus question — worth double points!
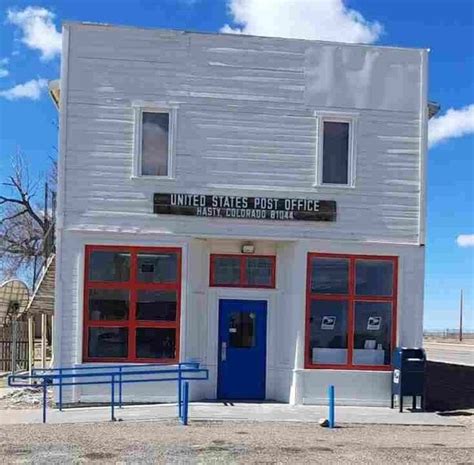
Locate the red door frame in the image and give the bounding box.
[83,245,182,363]
[305,252,398,371]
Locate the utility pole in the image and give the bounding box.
[459,289,463,342]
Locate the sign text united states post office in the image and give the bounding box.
[153,193,336,222]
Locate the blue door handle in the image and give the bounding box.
[221,342,227,361]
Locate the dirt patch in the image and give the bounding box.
[82,452,117,460]
[0,420,471,464]
[0,386,54,409]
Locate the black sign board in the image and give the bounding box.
[153,193,336,222]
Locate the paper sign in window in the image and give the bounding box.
[367,316,382,331]
[321,316,336,330]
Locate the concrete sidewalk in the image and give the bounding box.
[0,402,466,426]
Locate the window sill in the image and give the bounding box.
[303,364,392,372]
[131,175,176,181]
[313,183,356,189]
[83,357,179,364]
[209,284,277,290]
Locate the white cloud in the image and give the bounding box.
[220,0,383,43]
[6,6,62,61]
[429,104,474,148]
[0,78,48,100]
[457,235,474,248]
[0,58,9,78]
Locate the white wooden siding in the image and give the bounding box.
[61,23,427,245]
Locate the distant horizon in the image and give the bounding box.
[423,328,474,333]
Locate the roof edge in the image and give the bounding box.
[62,21,430,53]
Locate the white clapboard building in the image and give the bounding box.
[52,22,437,406]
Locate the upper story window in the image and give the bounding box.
[315,112,357,187]
[133,105,177,178]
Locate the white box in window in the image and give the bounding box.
[353,349,385,365]
[312,348,347,364]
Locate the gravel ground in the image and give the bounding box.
[0,420,472,464]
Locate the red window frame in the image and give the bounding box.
[209,254,276,289]
[305,252,398,371]
[83,245,182,363]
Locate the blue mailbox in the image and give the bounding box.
[391,347,426,412]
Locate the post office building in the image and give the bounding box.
[53,22,436,406]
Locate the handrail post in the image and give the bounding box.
[42,377,48,424]
[119,367,123,409]
[328,385,335,429]
[182,381,189,426]
[59,368,63,411]
[111,374,116,421]
[178,364,182,418]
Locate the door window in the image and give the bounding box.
[228,312,256,348]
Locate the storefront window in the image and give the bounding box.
[306,253,397,370]
[210,254,276,288]
[137,253,177,283]
[353,302,392,366]
[136,291,177,321]
[309,300,348,365]
[89,251,130,281]
[310,257,349,294]
[84,245,181,362]
[136,328,176,359]
[88,328,128,358]
[355,260,393,296]
[88,289,129,321]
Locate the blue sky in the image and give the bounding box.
[0,0,473,330]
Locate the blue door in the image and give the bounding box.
[217,299,267,400]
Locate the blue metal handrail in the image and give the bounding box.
[31,362,200,412]
[8,363,208,424]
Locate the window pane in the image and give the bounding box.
[213,257,241,285]
[89,289,129,320]
[89,251,130,282]
[309,300,348,365]
[353,302,392,366]
[88,327,128,358]
[356,260,394,296]
[228,312,256,348]
[311,257,349,294]
[136,328,176,359]
[137,253,178,283]
[136,291,177,321]
[322,121,349,184]
[246,257,273,287]
[142,112,169,176]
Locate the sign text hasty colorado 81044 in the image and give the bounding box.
[153,193,336,222]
